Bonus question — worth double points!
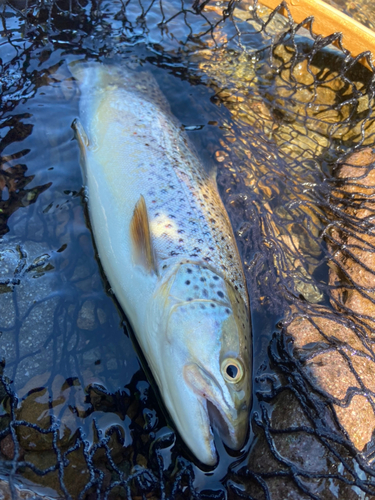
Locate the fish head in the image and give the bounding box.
[155,264,251,466]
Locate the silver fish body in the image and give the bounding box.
[71,62,251,466]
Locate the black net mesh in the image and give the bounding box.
[1,0,375,498]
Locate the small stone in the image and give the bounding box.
[0,434,15,460]
[77,300,98,330]
[97,308,107,325]
[334,395,375,451]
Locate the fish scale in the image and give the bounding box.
[71,61,251,466]
[169,263,231,304]
[100,69,245,301]
[126,85,247,303]
[137,104,247,303]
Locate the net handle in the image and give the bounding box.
[258,0,375,69]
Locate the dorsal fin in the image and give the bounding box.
[130,195,157,274]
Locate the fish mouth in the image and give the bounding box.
[206,399,241,451]
[184,364,248,457]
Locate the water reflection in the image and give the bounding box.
[0,150,51,236]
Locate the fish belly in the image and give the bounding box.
[72,62,248,350]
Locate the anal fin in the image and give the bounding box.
[130,195,157,275]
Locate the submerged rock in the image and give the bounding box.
[0,478,58,500]
[329,147,375,334]
[77,300,98,330]
[284,148,375,455]
[287,311,375,452]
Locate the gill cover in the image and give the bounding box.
[157,263,251,466]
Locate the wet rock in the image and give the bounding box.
[243,384,375,499]
[0,477,57,500]
[0,246,21,283]
[97,307,107,325]
[23,445,90,499]
[329,147,375,333]
[16,373,90,451]
[0,240,61,390]
[77,300,98,330]
[286,310,375,452]
[282,148,375,455]
[244,390,336,499]
[0,434,19,460]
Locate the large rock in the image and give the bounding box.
[285,148,375,454]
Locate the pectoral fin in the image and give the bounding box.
[72,118,89,185]
[130,195,157,274]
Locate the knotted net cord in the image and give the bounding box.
[1,0,375,497]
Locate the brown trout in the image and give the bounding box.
[71,62,251,466]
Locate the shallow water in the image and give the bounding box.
[0,2,260,496]
[1,0,375,498]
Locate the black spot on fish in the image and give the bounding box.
[213,276,219,281]
[200,277,206,282]
[226,308,231,314]
[210,303,216,308]
[185,280,191,285]
[217,291,224,298]
[187,268,192,274]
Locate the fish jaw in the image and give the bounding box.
[153,318,249,466]
[184,363,249,452]
[163,364,218,466]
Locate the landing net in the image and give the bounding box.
[1,0,375,498]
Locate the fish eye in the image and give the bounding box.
[221,358,244,384]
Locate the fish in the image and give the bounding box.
[70,62,251,466]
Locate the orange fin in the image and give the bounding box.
[72,118,89,185]
[130,195,157,274]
